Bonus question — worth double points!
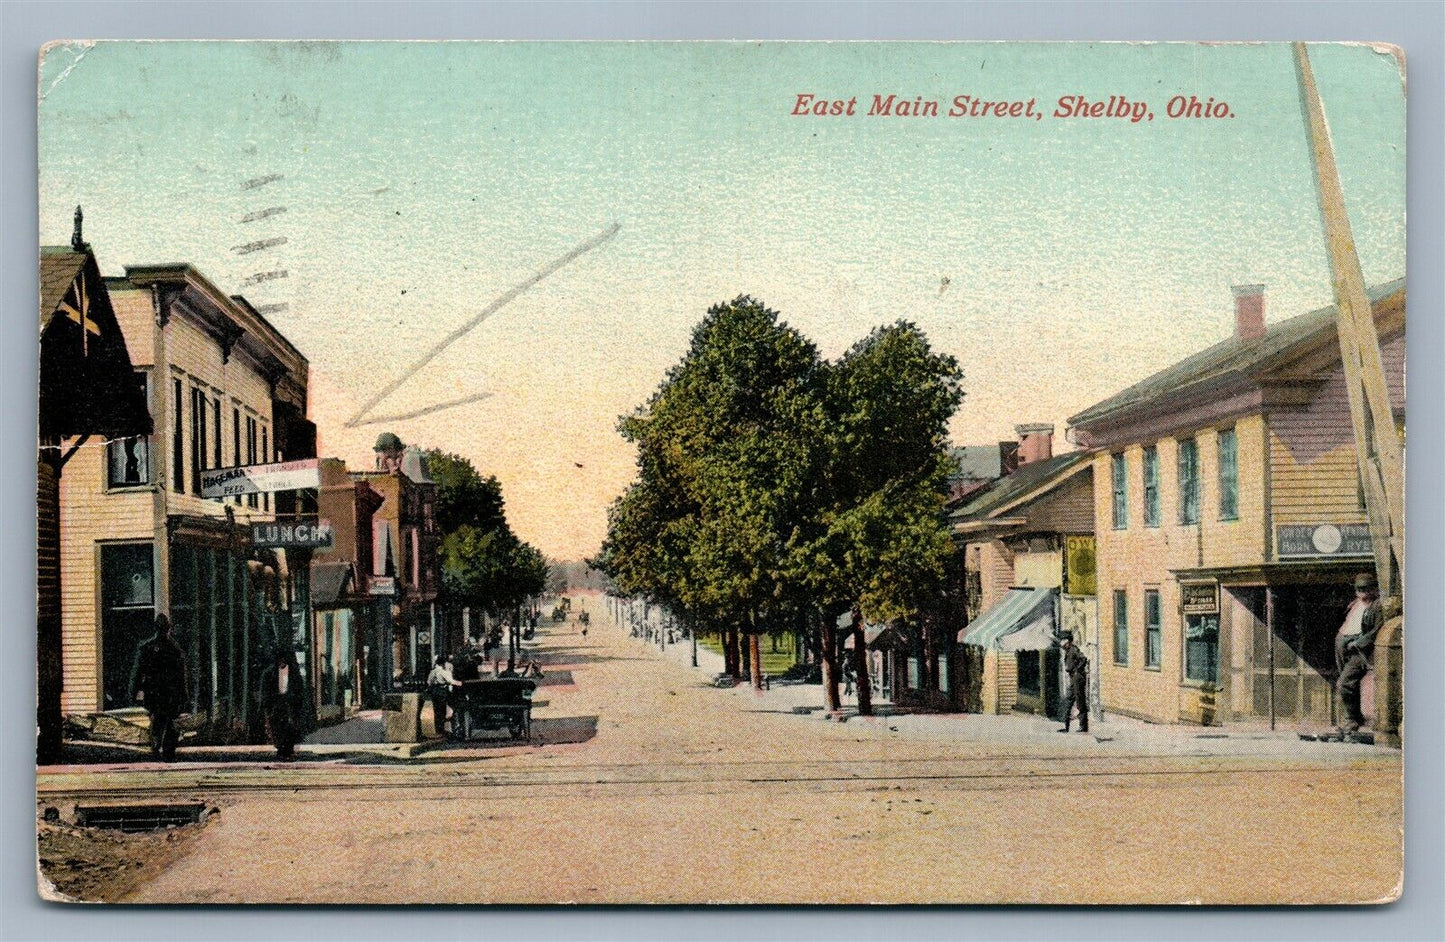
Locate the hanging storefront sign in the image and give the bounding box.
[1276,523,1373,559]
[250,519,334,550]
[201,458,321,499]
[368,575,397,596]
[1180,581,1219,615]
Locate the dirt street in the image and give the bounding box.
[39,600,1402,904]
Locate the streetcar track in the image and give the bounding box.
[37,761,1394,802]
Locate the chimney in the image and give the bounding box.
[1015,423,1054,465]
[71,205,85,253]
[1232,284,1266,341]
[998,440,1020,476]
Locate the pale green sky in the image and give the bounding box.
[39,41,1406,559]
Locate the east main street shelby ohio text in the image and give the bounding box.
[791,93,1235,123]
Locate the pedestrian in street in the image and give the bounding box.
[1058,631,1090,734]
[261,649,305,760]
[130,613,188,762]
[1335,572,1384,742]
[426,656,462,739]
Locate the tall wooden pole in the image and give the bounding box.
[1293,42,1406,596]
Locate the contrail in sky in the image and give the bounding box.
[344,221,621,429]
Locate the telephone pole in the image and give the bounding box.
[1293,42,1406,597]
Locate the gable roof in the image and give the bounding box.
[1068,278,1405,430]
[40,247,87,329]
[950,449,1092,524]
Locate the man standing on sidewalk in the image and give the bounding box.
[1335,572,1383,742]
[130,614,188,761]
[1058,631,1089,734]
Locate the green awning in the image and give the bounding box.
[959,587,1056,648]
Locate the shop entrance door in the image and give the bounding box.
[1256,585,1353,726]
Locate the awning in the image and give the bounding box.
[842,624,886,650]
[959,587,1056,648]
[996,609,1057,652]
[311,561,354,608]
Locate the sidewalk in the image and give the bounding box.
[612,617,1390,761]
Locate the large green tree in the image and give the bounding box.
[421,447,547,662]
[790,321,963,714]
[423,448,506,534]
[601,296,824,687]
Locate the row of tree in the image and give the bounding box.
[596,296,963,714]
[423,449,549,660]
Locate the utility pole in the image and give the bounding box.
[1293,42,1406,597]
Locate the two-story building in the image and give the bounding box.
[39,211,153,761]
[308,458,385,721]
[1068,282,1404,728]
[953,424,1096,718]
[59,261,313,740]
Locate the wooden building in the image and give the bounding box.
[57,257,314,741]
[1069,282,1404,727]
[952,440,1096,718]
[38,211,152,761]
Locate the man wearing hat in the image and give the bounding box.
[1057,631,1090,734]
[1335,572,1383,741]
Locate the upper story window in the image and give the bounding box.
[1177,437,1200,525]
[1111,452,1128,530]
[107,371,152,488]
[1142,445,1160,528]
[246,416,259,509]
[1217,427,1238,520]
[171,377,184,494]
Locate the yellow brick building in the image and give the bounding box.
[1068,283,1404,727]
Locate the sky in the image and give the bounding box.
[38,42,1407,560]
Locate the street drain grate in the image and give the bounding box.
[74,802,207,832]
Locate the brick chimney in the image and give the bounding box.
[1015,423,1054,465]
[1232,284,1266,341]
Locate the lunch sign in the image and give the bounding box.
[200,458,321,499]
[250,520,334,550]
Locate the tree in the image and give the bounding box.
[423,449,506,534]
[422,447,545,662]
[791,321,963,714]
[610,296,824,688]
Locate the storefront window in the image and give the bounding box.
[1184,613,1220,684]
[1017,651,1041,695]
[100,542,154,709]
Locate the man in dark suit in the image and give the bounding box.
[1057,631,1090,734]
[1336,572,1384,742]
[261,649,306,760]
[131,614,189,761]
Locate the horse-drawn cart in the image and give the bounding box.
[453,677,537,741]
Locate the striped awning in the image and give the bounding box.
[959,587,1056,648]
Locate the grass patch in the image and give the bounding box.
[697,633,800,675]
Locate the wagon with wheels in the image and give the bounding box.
[452,677,537,741]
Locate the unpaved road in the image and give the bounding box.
[40,600,1401,904]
